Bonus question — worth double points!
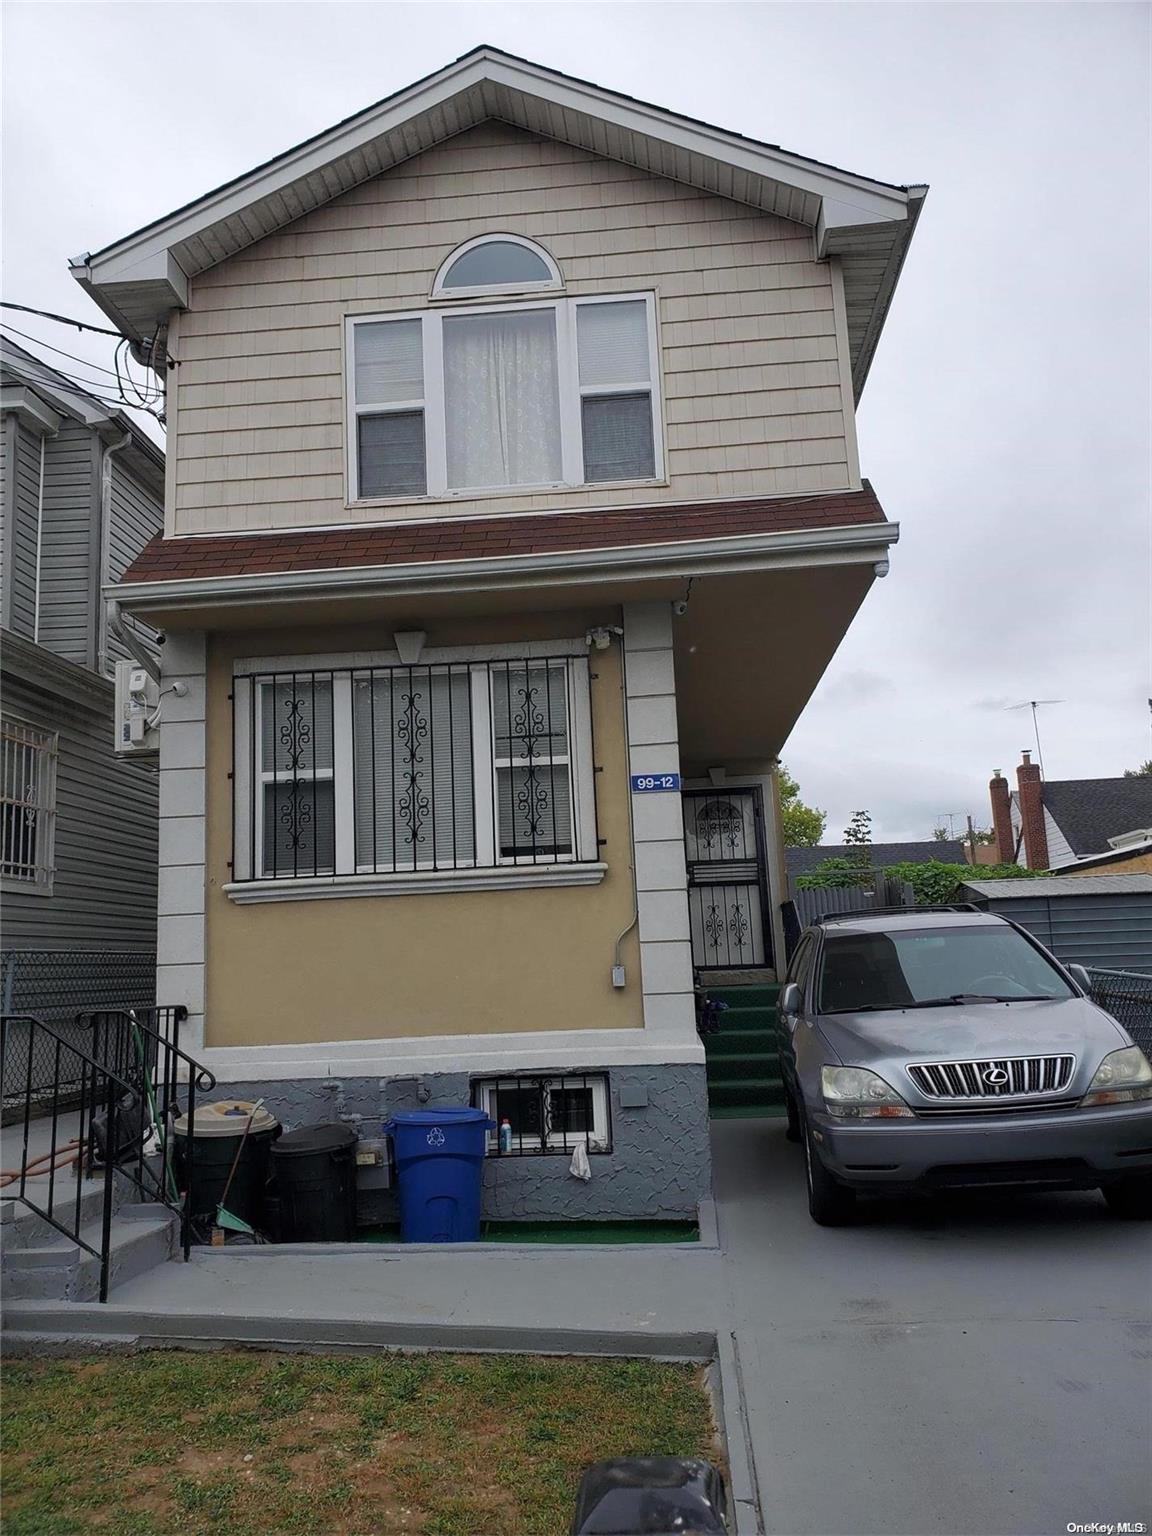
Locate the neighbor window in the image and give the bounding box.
[472,1074,611,1155]
[346,293,662,499]
[232,653,598,882]
[1,718,57,893]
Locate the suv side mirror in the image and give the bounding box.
[780,981,802,1017]
[1066,963,1092,993]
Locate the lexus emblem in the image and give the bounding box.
[982,1067,1009,1086]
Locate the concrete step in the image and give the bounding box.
[2,1210,177,1302]
[1,1178,110,1250]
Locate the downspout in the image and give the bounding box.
[97,431,137,676]
[33,431,46,641]
[106,597,160,685]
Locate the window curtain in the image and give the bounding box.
[443,310,562,490]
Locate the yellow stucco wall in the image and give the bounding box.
[202,610,643,1046]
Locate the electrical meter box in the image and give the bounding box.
[114,659,161,757]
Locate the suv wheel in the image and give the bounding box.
[803,1118,856,1226]
[1102,1177,1152,1220]
[784,1084,802,1143]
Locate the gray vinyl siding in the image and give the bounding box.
[5,420,42,641]
[37,421,98,668]
[1,671,158,949]
[973,892,1152,973]
[103,457,163,671]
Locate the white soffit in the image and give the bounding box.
[70,47,926,395]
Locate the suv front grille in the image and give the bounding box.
[907,1055,1075,1100]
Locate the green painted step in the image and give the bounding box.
[701,982,783,1115]
[707,1052,778,1081]
[710,1105,788,1120]
[706,985,780,1008]
[709,1076,786,1109]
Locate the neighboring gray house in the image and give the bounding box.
[1,338,164,1016]
[990,755,1152,871]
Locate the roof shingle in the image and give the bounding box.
[118,486,886,586]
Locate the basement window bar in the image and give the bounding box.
[472,1074,611,1156]
[232,655,598,881]
[1,718,57,893]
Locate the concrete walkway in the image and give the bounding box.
[5,1117,1150,1534]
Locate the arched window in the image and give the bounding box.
[433,235,562,298]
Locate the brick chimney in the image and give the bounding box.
[1016,751,1049,870]
[989,769,1015,863]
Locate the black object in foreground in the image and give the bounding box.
[570,1457,728,1535]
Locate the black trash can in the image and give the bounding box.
[270,1122,358,1242]
[172,1100,280,1231]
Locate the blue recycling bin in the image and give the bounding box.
[385,1107,495,1243]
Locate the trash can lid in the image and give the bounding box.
[386,1107,492,1128]
[173,1100,279,1138]
[271,1122,358,1158]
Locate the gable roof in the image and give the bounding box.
[786,839,966,877]
[70,46,926,398]
[1041,777,1152,856]
[0,336,165,495]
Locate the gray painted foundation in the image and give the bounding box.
[215,1063,712,1223]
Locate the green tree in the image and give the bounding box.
[1124,761,1152,777]
[778,765,826,847]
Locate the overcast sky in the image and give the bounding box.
[4,1,1149,842]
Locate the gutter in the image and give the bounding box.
[105,519,899,615]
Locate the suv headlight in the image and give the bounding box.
[821,1065,913,1119]
[1081,1046,1152,1107]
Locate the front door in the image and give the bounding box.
[682,787,772,970]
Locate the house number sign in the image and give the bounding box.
[630,773,682,792]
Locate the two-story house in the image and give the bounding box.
[74,48,925,1220]
[1,337,164,1025]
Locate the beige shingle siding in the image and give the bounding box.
[172,122,857,534]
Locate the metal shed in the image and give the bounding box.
[960,875,1152,973]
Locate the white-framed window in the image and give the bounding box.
[231,650,599,884]
[1,718,57,895]
[431,234,562,300]
[472,1073,611,1156]
[345,291,663,501]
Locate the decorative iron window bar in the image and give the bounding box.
[231,656,598,881]
[471,1073,611,1157]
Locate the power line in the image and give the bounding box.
[0,300,124,337]
[2,361,164,423]
[0,321,131,382]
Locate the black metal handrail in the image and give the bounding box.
[1,1007,216,1301]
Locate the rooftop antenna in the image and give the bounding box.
[1005,699,1063,777]
[935,812,966,840]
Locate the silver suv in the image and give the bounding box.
[777,907,1152,1224]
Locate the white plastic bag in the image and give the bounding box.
[569,1142,592,1181]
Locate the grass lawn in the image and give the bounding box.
[2,1351,720,1536]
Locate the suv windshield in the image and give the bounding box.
[817,925,1074,1014]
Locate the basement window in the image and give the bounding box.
[472,1073,611,1156]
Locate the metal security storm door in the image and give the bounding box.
[682,788,771,970]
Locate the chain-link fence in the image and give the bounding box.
[1,951,156,1119]
[1087,968,1152,1056]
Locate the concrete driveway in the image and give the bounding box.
[6,1115,1149,1534]
[718,1116,1151,1536]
